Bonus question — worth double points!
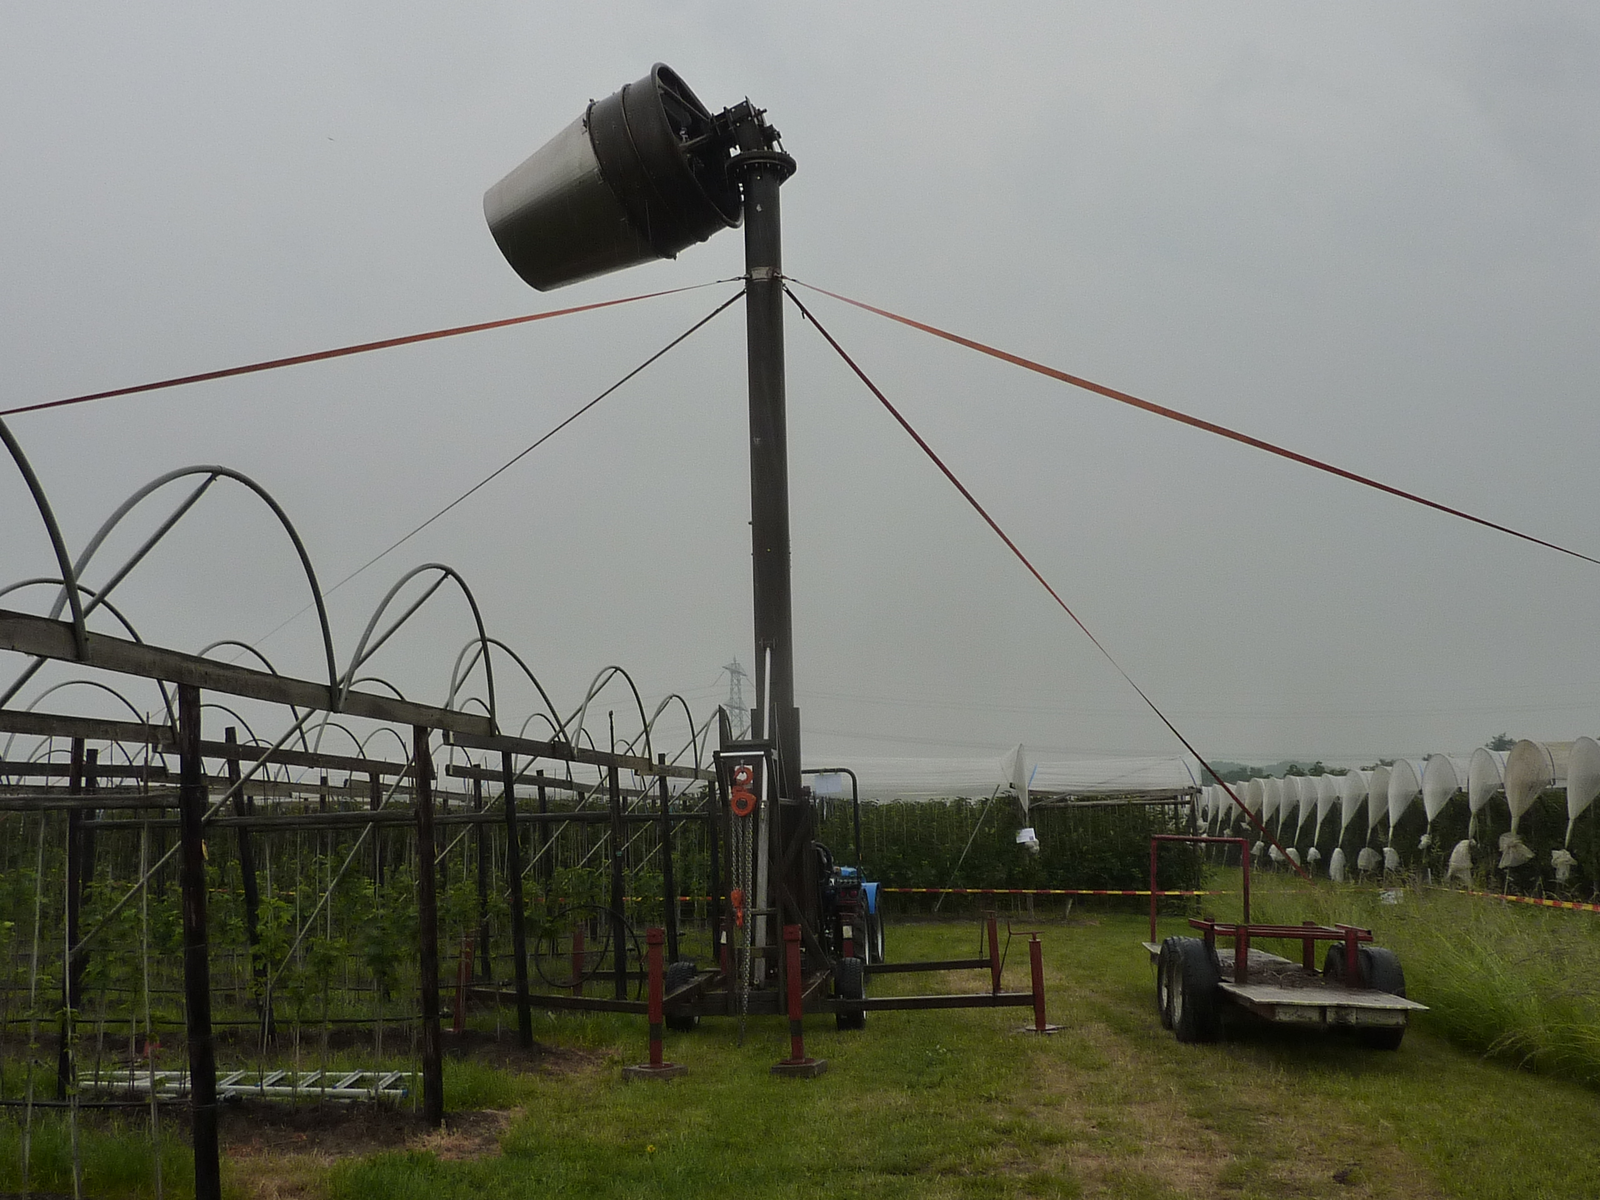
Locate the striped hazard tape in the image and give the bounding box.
[1455,888,1600,914]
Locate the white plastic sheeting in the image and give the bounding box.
[1245,778,1266,817]
[1262,777,1282,825]
[1386,759,1425,842]
[1504,740,1572,834]
[1467,748,1508,829]
[1367,765,1391,837]
[1329,846,1348,882]
[1296,776,1321,838]
[816,750,1198,803]
[1338,770,1370,836]
[1421,754,1471,824]
[1315,775,1340,837]
[1564,737,1600,847]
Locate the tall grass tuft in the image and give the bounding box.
[0,1111,192,1199]
[1246,871,1600,1086]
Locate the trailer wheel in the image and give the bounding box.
[1356,947,1406,1050]
[1171,937,1222,1043]
[835,956,866,1031]
[1156,939,1177,1030]
[1322,944,1408,1050]
[869,913,886,966]
[663,960,699,1032]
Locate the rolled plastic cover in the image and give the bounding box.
[1421,753,1471,823]
[485,64,742,291]
[1386,759,1424,838]
[1504,740,1572,833]
[1468,748,1508,815]
[1564,736,1600,846]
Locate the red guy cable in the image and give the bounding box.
[785,285,1307,877]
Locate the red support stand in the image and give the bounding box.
[1020,933,1061,1034]
[624,928,686,1081]
[772,925,827,1078]
[987,911,1002,996]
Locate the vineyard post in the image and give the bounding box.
[659,755,678,963]
[413,725,443,1127]
[56,736,84,1099]
[177,683,221,1200]
[474,774,490,980]
[225,726,270,1036]
[500,750,533,1047]
[609,763,627,1000]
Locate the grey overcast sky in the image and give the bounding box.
[2,2,1597,767]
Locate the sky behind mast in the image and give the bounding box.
[2,2,1597,765]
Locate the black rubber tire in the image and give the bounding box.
[1156,939,1177,1030]
[835,956,866,1031]
[870,912,886,966]
[1322,944,1407,1050]
[1170,937,1222,1043]
[663,960,699,1032]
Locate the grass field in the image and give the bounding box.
[8,902,1600,1200]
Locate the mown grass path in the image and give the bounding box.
[301,914,1600,1200]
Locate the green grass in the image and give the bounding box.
[14,911,1600,1199]
[1244,868,1600,1083]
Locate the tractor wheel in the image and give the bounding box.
[835,956,866,1031]
[663,960,699,1032]
[1156,939,1177,1030]
[1171,937,1222,1044]
[867,912,886,965]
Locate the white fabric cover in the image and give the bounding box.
[1504,740,1572,834]
[1356,847,1382,873]
[1565,737,1600,847]
[1387,759,1424,841]
[1367,765,1391,834]
[1315,775,1340,834]
[1296,776,1321,836]
[1329,846,1348,882]
[1421,754,1471,823]
[1338,771,1370,835]
[1446,839,1474,885]
[1262,777,1282,824]
[1468,748,1508,817]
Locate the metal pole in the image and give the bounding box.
[225,727,269,1037]
[609,764,627,1001]
[412,725,443,1128]
[658,755,678,963]
[500,750,533,1048]
[176,684,221,1200]
[736,142,800,797]
[474,775,490,981]
[57,737,84,1100]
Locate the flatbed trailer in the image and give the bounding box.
[1142,835,1425,1048]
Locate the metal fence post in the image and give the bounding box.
[177,684,221,1200]
[413,725,443,1127]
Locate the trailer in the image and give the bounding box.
[1141,835,1426,1048]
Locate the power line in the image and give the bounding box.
[246,287,744,651]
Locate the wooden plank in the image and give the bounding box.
[0,709,174,750]
[828,992,1036,1011]
[865,958,991,975]
[446,727,713,782]
[0,609,492,736]
[1218,982,1427,1012]
[199,739,408,778]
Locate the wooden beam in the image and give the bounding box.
[445,727,712,782]
[0,609,491,736]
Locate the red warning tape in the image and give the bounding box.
[789,279,1600,570]
[879,887,1228,897]
[2,281,730,419]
